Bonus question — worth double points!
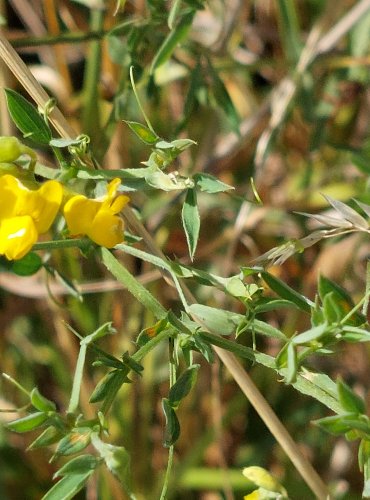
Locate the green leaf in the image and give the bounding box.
[359,439,370,472]
[124,121,159,144]
[169,364,200,409]
[337,379,366,414]
[55,429,91,456]
[151,11,195,73]
[193,335,214,363]
[193,173,234,193]
[28,426,64,450]
[286,342,298,384]
[6,412,49,433]
[11,252,42,276]
[5,89,52,145]
[249,319,287,341]
[342,326,370,342]
[315,414,370,436]
[54,455,99,478]
[254,299,299,314]
[89,370,129,404]
[168,0,182,29]
[162,398,180,447]
[207,59,240,134]
[188,304,243,335]
[276,0,302,63]
[275,343,289,369]
[182,188,200,260]
[225,277,248,298]
[30,387,56,412]
[260,271,313,313]
[82,322,116,345]
[319,275,366,325]
[121,352,144,374]
[92,351,124,369]
[91,436,134,498]
[292,323,328,345]
[323,292,343,323]
[42,472,93,500]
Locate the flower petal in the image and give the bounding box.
[64,195,100,236]
[0,216,38,260]
[29,180,63,233]
[109,194,130,214]
[88,210,125,248]
[0,175,20,220]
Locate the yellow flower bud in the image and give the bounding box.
[0,137,23,162]
[242,467,286,495]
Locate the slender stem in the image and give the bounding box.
[2,373,30,397]
[340,292,370,325]
[159,338,176,500]
[362,260,370,316]
[129,66,156,135]
[10,30,107,48]
[32,238,90,251]
[160,446,174,500]
[67,343,87,414]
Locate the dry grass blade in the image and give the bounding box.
[0,34,75,139]
[0,30,330,499]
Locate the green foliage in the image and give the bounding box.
[2,2,370,499]
[4,89,52,144]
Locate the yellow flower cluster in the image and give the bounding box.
[0,175,62,260]
[0,174,129,261]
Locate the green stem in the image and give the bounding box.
[129,66,156,134]
[32,238,90,251]
[340,292,370,325]
[11,31,107,48]
[67,343,87,414]
[100,247,167,319]
[51,145,65,167]
[2,373,30,397]
[362,260,370,316]
[159,338,176,500]
[132,330,173,363]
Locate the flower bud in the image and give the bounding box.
[0,136,23,162]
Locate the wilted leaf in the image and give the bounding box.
[323,195,368,229]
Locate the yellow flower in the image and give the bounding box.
[0,174,63,260]
[63,178,129,248]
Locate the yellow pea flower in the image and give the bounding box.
[63,178,129,248]
[0,174,63,260]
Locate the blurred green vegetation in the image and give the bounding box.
[1,0,370,499]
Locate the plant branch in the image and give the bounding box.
[0,32,330,499]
